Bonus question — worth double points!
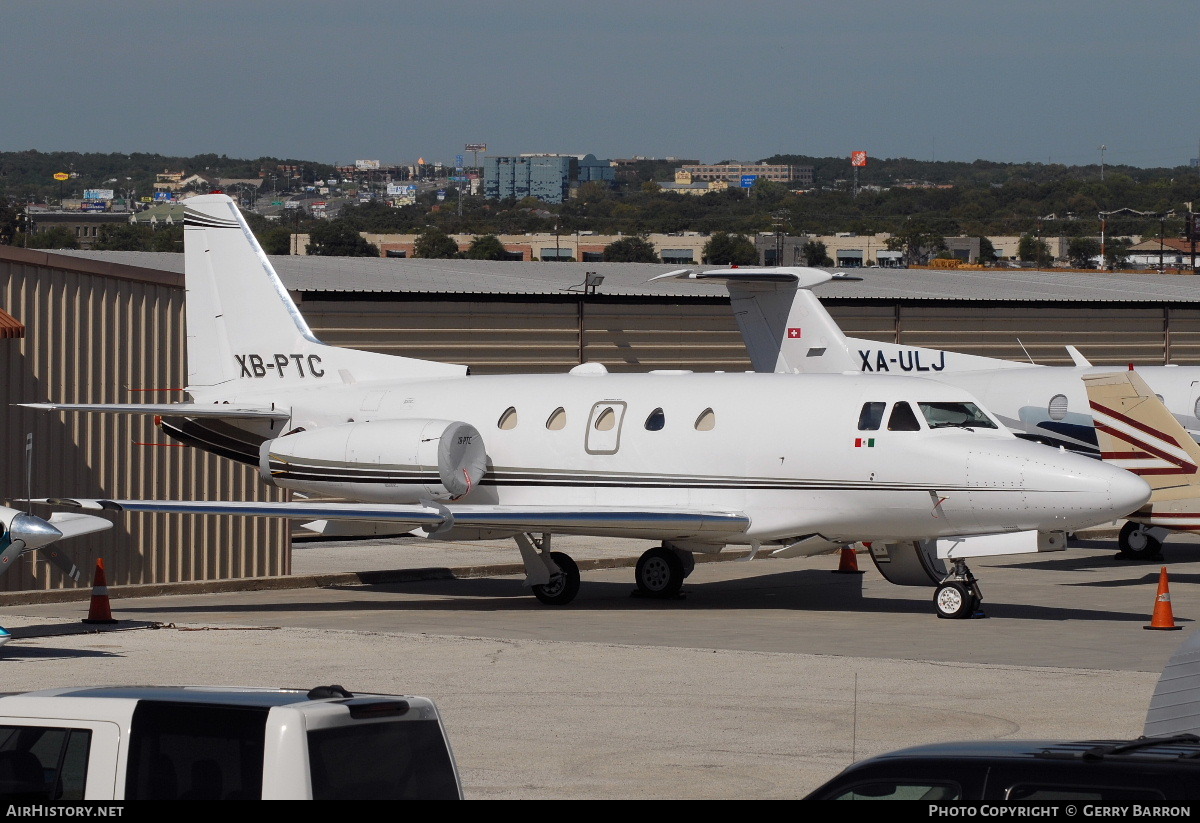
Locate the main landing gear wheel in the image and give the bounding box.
[532,552,580,606]
[635,545,685,599]
[934,582,979,619]
[1118,521,1163,560]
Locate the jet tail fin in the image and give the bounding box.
[182,194,464,393]
[1083,370,1200,494]
[652,267,861,373]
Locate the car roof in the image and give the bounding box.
[865,735,1200,765]
[0,685,421,709]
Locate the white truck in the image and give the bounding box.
[0,684,463,800]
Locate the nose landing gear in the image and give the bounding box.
[934,559,984,619]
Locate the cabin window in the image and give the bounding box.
[498,407,519,430]
[645,408,665,431]
[546,407,567,430]
[919,401,998,430]
[1048,394,1068,421]
[858,402,885,431]
[694,408,716,431]
[594,407,616,431]
[1195,397,1200,421]
[887,402,921,431]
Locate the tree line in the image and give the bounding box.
[3,148,1199,261]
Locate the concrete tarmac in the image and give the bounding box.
[1,532,1196,799]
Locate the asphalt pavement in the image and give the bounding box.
[0,527,1195,799]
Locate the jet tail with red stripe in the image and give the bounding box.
[1083,370,1200,493]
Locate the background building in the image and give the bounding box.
[679,163,814,188]
[24,211,135,249]
[484,154,614,204]
[0,247,286,595]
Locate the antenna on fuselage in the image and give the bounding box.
[1016,338,1035,364]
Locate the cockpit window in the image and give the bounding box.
[887,402,922,431]
[918,401,998,430]
[858,402,886,431]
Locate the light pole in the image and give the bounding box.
[1099,145,1107,181]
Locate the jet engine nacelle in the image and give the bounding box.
[261,418,488,503]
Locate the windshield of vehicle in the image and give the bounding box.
[918,401,998,430]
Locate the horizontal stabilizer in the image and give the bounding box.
[654,267,862,374]
[36,499,751,541]
[652,266,861,290]
[22,402,292,420]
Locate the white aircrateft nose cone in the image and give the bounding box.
[7,512,63,550]
[958,439,1152,533]
[1021,445,1151,531]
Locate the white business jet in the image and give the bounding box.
[658,266,1200,559]
[23,196,1150,618]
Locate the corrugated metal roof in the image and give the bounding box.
[0,307,24,338]
[42,250,1200,303]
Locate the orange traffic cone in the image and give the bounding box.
[833,545,865,574]
[1145,566,1182,631]
[82,559,118,625]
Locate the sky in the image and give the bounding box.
[3,1,1197,170]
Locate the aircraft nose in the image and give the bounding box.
[963,441,1151,533]
[7,512,64,550]
[1042,449,1150,530]
[1104,462,1153,518]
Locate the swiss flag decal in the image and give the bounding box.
[787,328,802,339]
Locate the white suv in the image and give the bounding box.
[0,684,462,800]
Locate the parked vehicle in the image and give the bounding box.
[0,684,462,800]
[804,734,1200,801]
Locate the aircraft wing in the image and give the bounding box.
[46,511,114,540]
[34,499,751,540]
[21,403,291,420]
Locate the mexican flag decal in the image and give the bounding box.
[854,438,875,448]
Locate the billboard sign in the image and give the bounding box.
[153,192,174,201]
[53,172,69,181]
[851,151,868,167]
[740,175,758,188]
[355,160,381,170]
[465,143,486,152]
[84,189,114,201]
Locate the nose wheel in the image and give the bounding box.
[1118,521,1165,560]
[933,560,983,619]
